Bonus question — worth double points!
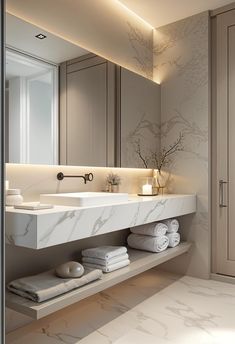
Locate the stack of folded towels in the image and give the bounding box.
[82,246,130,273]
[127,218,180,253]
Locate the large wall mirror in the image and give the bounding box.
[5,13,161,168]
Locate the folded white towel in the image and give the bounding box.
[82,253,129,267]
[131,222,167,237]
[83,259,130,273]
[82,246,127,260]
[167,232,180,247]
[163,219,179,233]
[127,234,169,253]
[7,268,103,303]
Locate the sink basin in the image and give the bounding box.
[40,192,129,207]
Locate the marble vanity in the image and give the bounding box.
[5,193,196,319]
[6,194,196,249]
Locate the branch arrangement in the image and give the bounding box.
[135,133,184,171]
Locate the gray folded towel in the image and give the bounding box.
[167,232,180,247]
[82,253,129,267]
[163,218,179,233]
[82,246,127,260]
[83,259,130,273]
[7,268,102,303]
[127,234,169,253]
[130,223,168,237]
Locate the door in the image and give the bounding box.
[215,9,235,275]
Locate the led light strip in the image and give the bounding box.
[114,0,155,30]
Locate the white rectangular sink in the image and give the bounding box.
[40,192,129,207]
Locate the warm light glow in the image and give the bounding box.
[6,163,152,172]
[6,10,160,84]
[114,0,155,30]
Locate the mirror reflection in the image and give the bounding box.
[6,48,58,164]
[5,13,161,168]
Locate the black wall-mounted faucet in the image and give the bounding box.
[57,172,94,184]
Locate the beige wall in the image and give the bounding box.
[153,12,210,278]
[6,0,153,79]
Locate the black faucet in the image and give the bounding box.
[57,172,94,184]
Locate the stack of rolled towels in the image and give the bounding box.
[127,218,180,253]
[82,246,130,273]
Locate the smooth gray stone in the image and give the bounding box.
[55,261,84,278]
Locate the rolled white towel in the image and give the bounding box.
[130,222,167,237]
[82,253,129,267]
[163,219,179,233]
[82,246,127,260]
[127,234,169,253]
[167,232,180,248]
[83,259,130,273]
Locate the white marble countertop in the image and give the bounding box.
[6,194,196,249]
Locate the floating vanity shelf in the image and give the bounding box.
[6,194,196,249]
[6,243,192,319]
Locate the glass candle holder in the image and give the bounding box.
[138,177,158,196]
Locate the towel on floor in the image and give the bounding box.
[7,268,103,303]
[127,234,169,253]
[82,246,127,260]
[163,219,179,233]
[130,222,167,237]
[167,232,180,248]
[83,259,130,273]
[82,253,129,267]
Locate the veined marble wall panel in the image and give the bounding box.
[153,12,210,278]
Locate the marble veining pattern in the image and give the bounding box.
[6,270,235,344]
[5,195,196,249]
[153,12,210,278]
[126,22,153,79]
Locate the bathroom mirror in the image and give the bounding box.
[5,12,161,168]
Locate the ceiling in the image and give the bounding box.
[6,13,89,64]
[119,0,234,27]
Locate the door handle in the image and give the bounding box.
[219,180,228,208]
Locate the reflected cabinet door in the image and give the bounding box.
[60,54,115,167]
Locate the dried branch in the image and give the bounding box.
[135,140,149,168]
[158,133,184,171]
[135,133,184,171]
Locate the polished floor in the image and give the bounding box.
[6,269,235,344]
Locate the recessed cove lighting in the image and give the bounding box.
[35,33,47,40]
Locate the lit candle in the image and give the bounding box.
[142,184,152,195]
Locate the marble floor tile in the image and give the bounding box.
[6,269,235,344]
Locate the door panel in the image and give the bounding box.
[228,25,235,261]
[216,10,235,275]
[67,63,107,167]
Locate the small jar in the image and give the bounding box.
[6,189,23,206]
